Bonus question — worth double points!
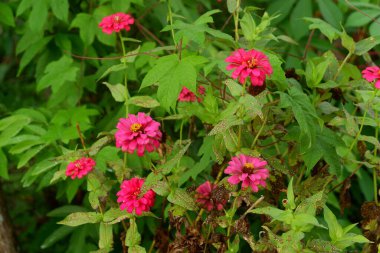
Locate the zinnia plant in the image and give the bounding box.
[65,157,96,179]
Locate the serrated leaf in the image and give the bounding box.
[304,17,340,42]
[167,188,198,211]
[103,82,126,102]
[58,212,102,227]
[140,55,178,90]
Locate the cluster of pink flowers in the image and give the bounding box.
[66,157,96,179]
[115,112,162,157]
[178,86,206,102]
[117,177,156,215]
[225,49,273,86]
[362,66,380,89]
[224,154,269,192]
[99,13,134,34]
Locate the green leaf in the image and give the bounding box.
[324,206,343,241]
[167,188,198,211]
[18,37,52,75]
[208,116,243,136]
[17,144,46,168]
[194,9,221,25]
[28,0,49,31]
[290,0,313,39]
[240,11,256,41]
[41,226,75,249]
[355,36,380,56]
[17,0,33,16]
[222,128,238,152]
[126,219,141,247]
[99,223,113,250]
[341,31,355,53]
[266,52,287,90]
[103,82,126,102]
[128,96,160,108]
[304,17,341,42]
[225,79,243,97]
[103,208,132,224]
[0,149,9,179]
[295,191,325,216]
[227,0,238,13]
[287,178,296,210]
[316,0,343,28]
[0,2,15,27]
[307,239,340,253]
[346,9,380,27]
[98,64,127,81]
[50,0,69,22]
[140,55,178,90]
[129,245,146,253]
[160,140,191,175]
[37,56,79,92]
[48,205,88,217]
[58,212,102,227]
[70,13,97,45]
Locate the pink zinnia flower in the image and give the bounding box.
[225,49,273,86]
[66,157,95,179]
[195,181,228,211]
[117,178,155,215]
[178,87,197,102]
[362,66,380,89]
[115,112,162,156]
[224,154,269,192]
[99,13,134,34]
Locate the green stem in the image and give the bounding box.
[333,52,352,81]
[237,80,247,149]
[167,0,176,46]
[348,91,376,152]
[118,32,129,117]
[233,0,241,42]
[374,109,379,205]
[251,114,268,149]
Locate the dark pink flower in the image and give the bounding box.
[178,87,197,102]
[115,112,162,156]
[362,66,380,89]
[195,181,228,211]
[66,157,95,179]
[117,178,155,215]
[197,85,206,95]
[224,154,269,192]
[225,49,272,86]
[99,13,134,34]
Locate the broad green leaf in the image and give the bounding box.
[304,17,340,42]
[355,36,380,55]
[208,116,243,136]
[70,13,97,45]
[103,207,132,224]
[0,2,15,27]
[18,36,52,75]
[227,0,238,13]
[99,223,113,249]
[140,55,178,90]
[50,0,69,22]
[316,0,343,28]
[324,206,343,241]
[17,144,46,168]
[41,226,75,249]
[48,205,88,217]
[37,56,79,92]
[225,79,243,97]
[307,239,340,253]
[222,128,238,152]
[58,212,102,227]
[160,140,191,175]
[98,64,127,81]
[266,52,287,90]
[295,191,325,216]
[167,188,198,211]
[341,31,355,53]
[28,0,49,31]
[129,245,146,253]
[128,96,160,108]
[103,82,126,102]
[31,159,59,176]
[17,0,33,16]
[346,9,380,27]
[126,219,141,247]
[290,0,313,39]
[240,12,256,41]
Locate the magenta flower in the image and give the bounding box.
[115,112,162,156]
[117,178,156,215]
[99,13,134,34]
[195,181,228,211]
[66,157,95,179]
[178,87,197,102]
[178,86,206,103]
[225,49,272,86]
[224,154,269,192]
[362,66,380,89]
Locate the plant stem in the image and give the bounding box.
[333,52,352,81]
[251,114,268,149]
[233,0,241,42]
[374,109,379,205]
[118,32,129,117]
[167,0,176,47]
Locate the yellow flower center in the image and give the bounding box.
[113,15,121,22]
[130,123,142,132]
[243,163,255,173]
[246,58,257,69]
